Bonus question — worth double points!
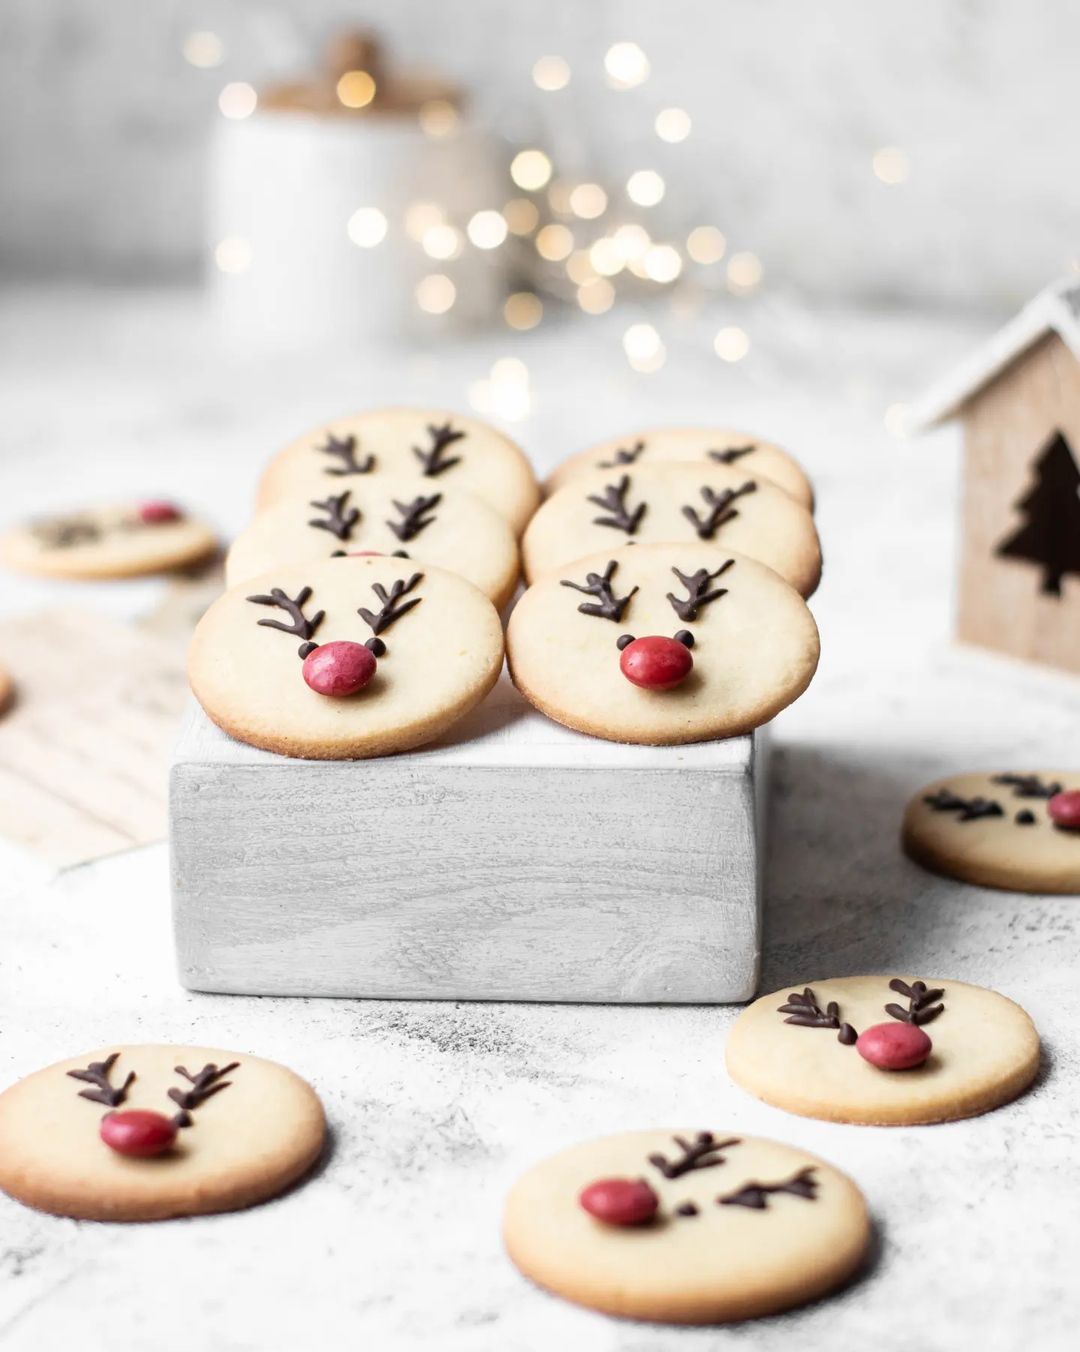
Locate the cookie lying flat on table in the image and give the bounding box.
[0,501,217,579]
[522,462,821,596]
[255,407,540,536]
[0,1045,325,1221]
[190,554,504,759]
[545,426,814,509]
[503,1130,869,1324]
[507,543,819,745]
[726,975,1040,1125]
[902,771,1080,893]
[225,475,520,608]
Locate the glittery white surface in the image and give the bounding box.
[0,290,1077,1350]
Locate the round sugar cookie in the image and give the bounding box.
[0,502,217,580]
[507,543,819,745]
[0,1044,325,1221]
[726,975,1040,1126]
[546,426,814,509]
[902,771,1080,893]
[190,554,504,759]
[255,408,540,536]
[503,1129,869,1324]
[225,476,519,608]
[522,462,821,596]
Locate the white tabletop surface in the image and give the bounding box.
[0,288,1077,1351]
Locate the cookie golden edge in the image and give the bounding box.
[726,979,1042,1126]
[502,1139,870,1324]
[0,1049,327,1222]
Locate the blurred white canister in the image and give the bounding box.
[208,42,507,349]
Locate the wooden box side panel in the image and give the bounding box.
[959,331,1080,674]
[170,762,760,1004]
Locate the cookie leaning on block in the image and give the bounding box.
[0,1045,325,1221]
[255,407,540,536]
[504,1130,869,1323]
[726,975,1040,1125]
[507,543,819,745]
[545,425,814,509]
[225,475,520,609]
[522,462,821,596]
[190,554,504,759]
[0,501,217,580]
[902,771,1080,893]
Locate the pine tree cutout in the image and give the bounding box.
[995,431,1080,596]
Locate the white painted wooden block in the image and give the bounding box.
[169,676,767,1003]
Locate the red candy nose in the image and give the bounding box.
[619,636,694,690]
[579,1177,659,1226]
[100,1110,178,1157]
[856,1022,932,1071]
[1048,790,1080,830]
[137,500,182,524]
[302,640,376,696]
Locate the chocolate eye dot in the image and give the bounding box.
[298,641,319,659]
[616,634,635,651]
[365,637,387,657]
[674,629,695,648]
[330,550,346,558]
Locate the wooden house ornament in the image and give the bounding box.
[912,278,1080,676]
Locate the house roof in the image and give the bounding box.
[909,277,1080,431]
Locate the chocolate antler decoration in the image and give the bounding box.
[587,475,647,535]
[67,1053,135,1108]
[707,444,756,466]
[992,773,1063,799]
[358,573,424,635]
[413,422,466,477]
[885,979,945,1027]
[598,440,645,469]
[560,559,638,622]
[386,493,441,543]
[32,515,101,549]
[167,1061,240,1128]
[923,789,1004,822]
[309,492,360,541]
[681,482,756,540]
[666,561,734,621]
[719,1167,818,1210]
[247,586,325,658]
[648,1132,740,1179]
[319,431,373,476]
[778,988,857,1044]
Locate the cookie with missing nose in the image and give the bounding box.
[0,502,217,580]
[225,475,520,609]
[0,1044,325,1221]
[190,554,504,759]
[503,1130,869,1323]
[255,407,540,536]
[506,543,819,745]
[545,426,814,509]
[902,771,1080,893]
[726,975,1040,1125]
[522,462,821,596]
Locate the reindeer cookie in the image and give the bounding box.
[255,407,540,536]
[727,976,1040,1125]
[0,501,217,579]
[522,461,821,595]
[902,771,1080,893]
[190,554,503,758]
[504,1130,869,1323]
[225,475,519,608]
[0,1044,325,1220]
[546,425,814,509]
[507,543,819,745]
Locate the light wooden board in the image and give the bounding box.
[0,608,190,867]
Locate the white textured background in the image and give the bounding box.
[0,0,1077,305]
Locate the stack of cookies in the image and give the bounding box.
[191,410,822,758]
